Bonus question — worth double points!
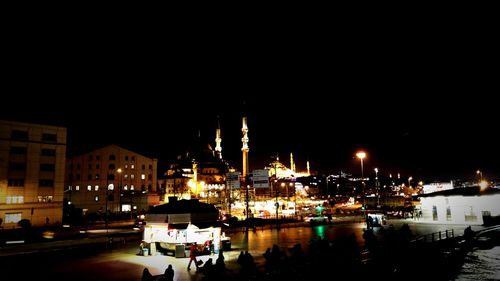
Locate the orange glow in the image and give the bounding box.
[356,152,366,159]
[479,180,489,191]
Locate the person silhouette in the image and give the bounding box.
[164,264,174,281]
[141,267,153,281]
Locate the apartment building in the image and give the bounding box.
[65,145,159,216]
[0,120,67,227]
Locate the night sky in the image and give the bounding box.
[2,26,498,182]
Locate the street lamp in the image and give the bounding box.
[476,170,483,182]
[374,168,379,207]
[117,168,122,213]
[356,152,366,214]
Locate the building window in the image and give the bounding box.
[446,206,452,221]
[131,164,135,170]
[75,185,80,191]
[10,146,27,155]
[42,133,57,142]
[38,196,53,203]
[5,213,22,223]
[95,185,99,191]
[95,174,100,180]
[131,156,135,161]
[109,154,116,161]
[68,174,73,181]
[96,164,100,169]
[87,185,92,191]
[76,174,81,180]
[6,196,24,204]
[109,163,115,170]
[131,174,135,180]
[125,164,128,169]
[125,156,129,161]
[96,155,100,160]
[142,164,146,170]
[148,174,152,180]
[88,155,93,161]
[432,205,438,221]
[149,164,152,170]
[9,162,26,171]
[40,164,56,171]
[8,179,25,187]
[141,174,145,180]
[39,179,54,187]
[94,195,99,201]
[11,130,28,140]
[88,174,92,180]
[465,207,477,222]
[124,174,128,179]
[130,185,134,190]
[88,164,92,170]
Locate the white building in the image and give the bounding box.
[418,186,500,225]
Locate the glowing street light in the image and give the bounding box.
[476,170,483,182]
[356,151,366,213]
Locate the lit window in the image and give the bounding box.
[94,196,99,201]
[131,164,135,169]
[131,185,134,190]
[141,174,145,180]
[123,185,128,190]
[6,196,24,204]
[131,174,135,180]
[75,185,80,191]
[108,184,114,190]
[87,185,92,191]
[95,185,99,191]
[124,174,128,179]
[5,213,22,223]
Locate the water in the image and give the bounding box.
[454,246,500,281]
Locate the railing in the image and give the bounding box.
[413,229,454,244]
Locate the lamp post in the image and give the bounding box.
[476,170,483,182]
[374,168,379,207]
[356,152,366,217]
[117,168,122,214]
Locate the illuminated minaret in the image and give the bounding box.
[307,160,310,176]
[290,152,295,173]
[215,118,222,159]
[241,116,249,177]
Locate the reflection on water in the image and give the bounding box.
[228,223,367,254]
[455,246,500,281]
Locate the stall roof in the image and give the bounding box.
[149,199,219,215]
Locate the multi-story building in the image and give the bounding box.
[65,145,159,218]
[0,120,67,228]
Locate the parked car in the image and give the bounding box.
[304,214,328,223]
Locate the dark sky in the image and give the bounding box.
[2,23,498,182]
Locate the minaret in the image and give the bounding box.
[241,116,249,177]
[307,160,311,176]
[215,117,222,159]
[290,152,295,173]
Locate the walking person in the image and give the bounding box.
[187,242,200,271]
